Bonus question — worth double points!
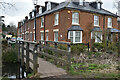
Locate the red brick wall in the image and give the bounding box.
[18,9,118,43]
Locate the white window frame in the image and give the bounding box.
[68,31,82,43]
[34,32,35,41]
[79,0,84,5]
[91,32,102,43]
[94,15,99,26]
[54,31,58,42]
[108,17,112,28]
[47,2,51,11]
[41,32,44,40]
[33,20,35,29]
[97,3,101,9]
[54,13,59,25]
[72,12,79,25]
[39,7,42,14]
[41,17,44,28]
[32,11,34,17]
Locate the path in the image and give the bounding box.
[37,58,67,78]
[28,45,67,78]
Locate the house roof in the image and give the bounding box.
[68,25,83,31]
[91,27,102,31]
[107,28,120,33]
[37,1,117,18]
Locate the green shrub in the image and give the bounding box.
[58,44,67,50]
[1,77,11,80]
[2,47,18,63]
[94,43,104,51]
[48,50,54,55]
[107,42,118,52]
[71,44,87,55]
[2,40,8,49]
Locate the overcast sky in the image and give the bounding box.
[0,0,117,27]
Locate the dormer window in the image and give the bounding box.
[79,0,84,6]
[39,7,42,14]
[47,2,51,11]
[97,3,101,9]
[32,12,34,17]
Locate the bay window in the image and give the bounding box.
[68,31,82,43]
[72,12,79,25]
[91,32,102,43]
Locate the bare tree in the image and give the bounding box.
[0,0,15,11]
[113,0,120,16]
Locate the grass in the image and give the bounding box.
[68,63,118,78]
[27,73,34,78]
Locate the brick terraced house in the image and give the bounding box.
[17,0,120,44]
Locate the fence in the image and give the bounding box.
[18,40,72,74]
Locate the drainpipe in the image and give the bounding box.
[103,14,107,51]
[44,16,45,41]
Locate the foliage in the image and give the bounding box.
[58,44,67,50]
[71,44,87,55]
[93,43,104,51]
[48,50,54,55]
[2,42,18,63]
[2,39,8,49]
[1,77,11,80]
[69,63,110,75]
[107,42,118,52]
[27,73,34,78]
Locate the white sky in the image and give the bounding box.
[0,0,117,26]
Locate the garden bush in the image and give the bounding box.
[93,43,104,51]
[71,44,87,55]
[2,42,18,63]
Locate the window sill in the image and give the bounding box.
[72,24,80,26]
[94,25,100,27]
[40,27,44,28]
[108,27,112,28]
[53,24,59,26]
[72,42,82,44]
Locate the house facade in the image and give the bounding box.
[17,0,120,43]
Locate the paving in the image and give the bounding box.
[37,58,67,78]
[27,45,67,78]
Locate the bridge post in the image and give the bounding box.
[26,42,30,73]
[21,42,24,67]
[67,44,71,70]
[33,44,38,74]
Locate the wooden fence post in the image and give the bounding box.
[88,42,89,52]
[33,44,38,74]
[21,42,24,67]
[67,44,71,70]
[39,41,42,52]
[26,42,30,73]
[18,41,20,62]
[54,42,58,65]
